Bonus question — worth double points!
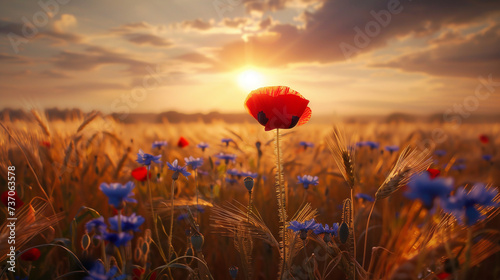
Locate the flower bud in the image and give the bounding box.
[244,176,254,192]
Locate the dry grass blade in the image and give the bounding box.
[375,146,432,200]
[0,198,64,262]
[327,127,355,188]
[30,109,50,137]
[210,201,279,249]
[76,111,100,133]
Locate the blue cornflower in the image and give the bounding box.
[365,141,379,150]
[297,175,319,190]
[227,168,240,177]
[152,141,168,149]
[109,213,145,232]
[299,141,314,149]
[225,177,238,185]
[442,184,499,225]
[434,149,447,157]
[355,193,375,202]
[136,149,162,166]
[221,138,233,146]
[167,159,191,180]
[84,262,126,280]
[215,153,237,164]
[288,219,320,240]
[239,171,258,178]
[197,142,209,152]
[404,173,454,208]
[177,213,189,221]
[102,232,133,247]
[451,164,466,171]
[385,145,399,153]
[482,155,493,161]
[99,181,137,209]
[86,217,107,235]
[185,156,204,170]
[313,223,339,236]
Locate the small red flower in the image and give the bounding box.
[436,272,451,280]
[131,166,151,182]
[178,137,189,148]
[40,141,51,148]
[427,168,440,179]
[244,86,311,131]
[479,134,489,144]
[20,248,41,261]
[1,191,24,209]
[132,268,145,280]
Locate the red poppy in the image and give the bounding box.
[131,166,151,182]
[436,272,451,280]
[132,268,145,280]
[244,86,311,131]
[178,136,189,148]
[1,191,24,209]
[20,248,41,261]
[40,141,51,148]
[427,168,440,179]
[479,134,489,144]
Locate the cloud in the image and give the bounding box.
[223,17,249,28]
[39,70,72,79]
[0,19,82,45]
[0,53,29,64]
[53,14,77,33]
[180,18,213,31]
[174,52,214,64]
[371,23,500,78]
[126,33,172,46]
[52,45,152,75]
[213,0,500,68]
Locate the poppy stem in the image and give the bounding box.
[275,128,288,278]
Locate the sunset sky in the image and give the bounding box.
[1,0,499,116]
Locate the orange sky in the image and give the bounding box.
[0,0,499,116]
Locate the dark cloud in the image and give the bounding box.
[0,53,29,63]
[180,19,212,31]
[223,17,248,28]
[174,52,214,64]
[371,23,500,78]
[0,19,82,45]
[56,82,127,91]
[215,0,500,69]
[39,70,72,79]
[126,33,172,46]
[52,45,152,75]
[259,17,272,30]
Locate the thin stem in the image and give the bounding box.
[101,239,108,271]
[362,200,376,268]
[168,179,176,261]
[464,226,472,276]
[195,170,199,223]
[247,191,253,223]
[350,188,356,280]
[147,166,166,262]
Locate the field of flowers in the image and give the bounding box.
[1,97,500,279]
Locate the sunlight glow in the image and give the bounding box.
[237,69,265,92]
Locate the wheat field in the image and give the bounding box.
[1,111,499,280]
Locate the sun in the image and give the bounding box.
[237,69,265,92]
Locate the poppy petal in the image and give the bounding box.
[297,107,312,127]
